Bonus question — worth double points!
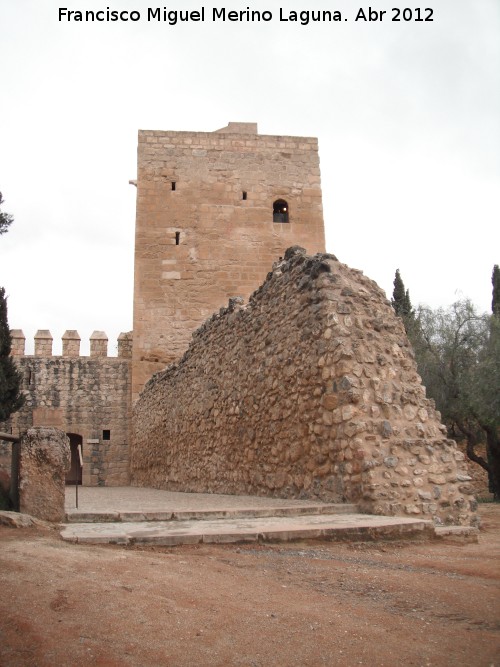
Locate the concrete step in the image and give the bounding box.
[65,502,358,524]
[60,513,435,546]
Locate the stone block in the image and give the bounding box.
[19,427,70,522]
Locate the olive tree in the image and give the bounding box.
[411,299,500,498]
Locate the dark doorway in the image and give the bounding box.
[65,433,83,485]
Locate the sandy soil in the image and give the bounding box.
[0,506,499,667]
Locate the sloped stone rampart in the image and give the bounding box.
[131,247,477,526]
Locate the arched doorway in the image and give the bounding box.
[65,433,83,485]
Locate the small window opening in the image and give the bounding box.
[242,191,247,200]
[171,181,176,191]
[175,231,180,245]
[102,430,111,441]
[273,199,289,223]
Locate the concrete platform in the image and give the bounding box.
[60,514,435,546]
[61,487,437,546]
[65,486,357,523]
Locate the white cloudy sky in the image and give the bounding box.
[1,0,499,354]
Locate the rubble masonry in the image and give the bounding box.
[131,247,477,526]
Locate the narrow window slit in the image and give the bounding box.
[171,181,176,191]
[242,191,247,200]
[175,231,180,245]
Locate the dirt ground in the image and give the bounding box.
[0,506,499,667]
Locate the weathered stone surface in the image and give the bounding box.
[131,249,477,526]
[0,333,132,487]
[0,510,47,528]
[19,427,70,522]
[132,124,326,399]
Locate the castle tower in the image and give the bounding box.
[132,122,326,398]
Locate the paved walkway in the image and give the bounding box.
[61,486,443,546]
[61,512,435,546]
[65,486,349,517]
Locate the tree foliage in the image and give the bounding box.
[0,192,14,236]
[0,192,23,420]
[0,287,24,422]
[492,264,500,316]
[390,266,500,497]
[391,269,418,341]
[409,298,500,498]
[392,269,413,318]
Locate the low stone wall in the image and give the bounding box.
[19,427,70,521]
[131,247,477,526]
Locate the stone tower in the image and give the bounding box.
[132,122,326,398]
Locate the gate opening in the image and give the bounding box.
[65,433,83,485]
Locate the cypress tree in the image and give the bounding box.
[392,269,413,318]
[392,269,405,316]
[486,264,500,497]
[492,264,500,316]
[391,269,417,340]
[0,287,24,422]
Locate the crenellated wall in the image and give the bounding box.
[131,247,477,526]
[1,330,132,487]
[11,329,133,359]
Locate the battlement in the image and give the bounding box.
[10,330,133,359]
[214,121,258,134]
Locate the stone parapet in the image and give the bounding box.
[34,330,53,357]
[9,331,132,359]
[117,331,133,359]
[10,330,25,356]
[215,122,258,134]
[90,331,108,357]
[62,330,81,357]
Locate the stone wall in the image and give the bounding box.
[132,122,326,398]
[0,331,132,487]
[131,247,477,526]
[18,427,70,522]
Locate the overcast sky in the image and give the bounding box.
[1,0,499,355]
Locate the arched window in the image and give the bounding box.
[273,199,289,223]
